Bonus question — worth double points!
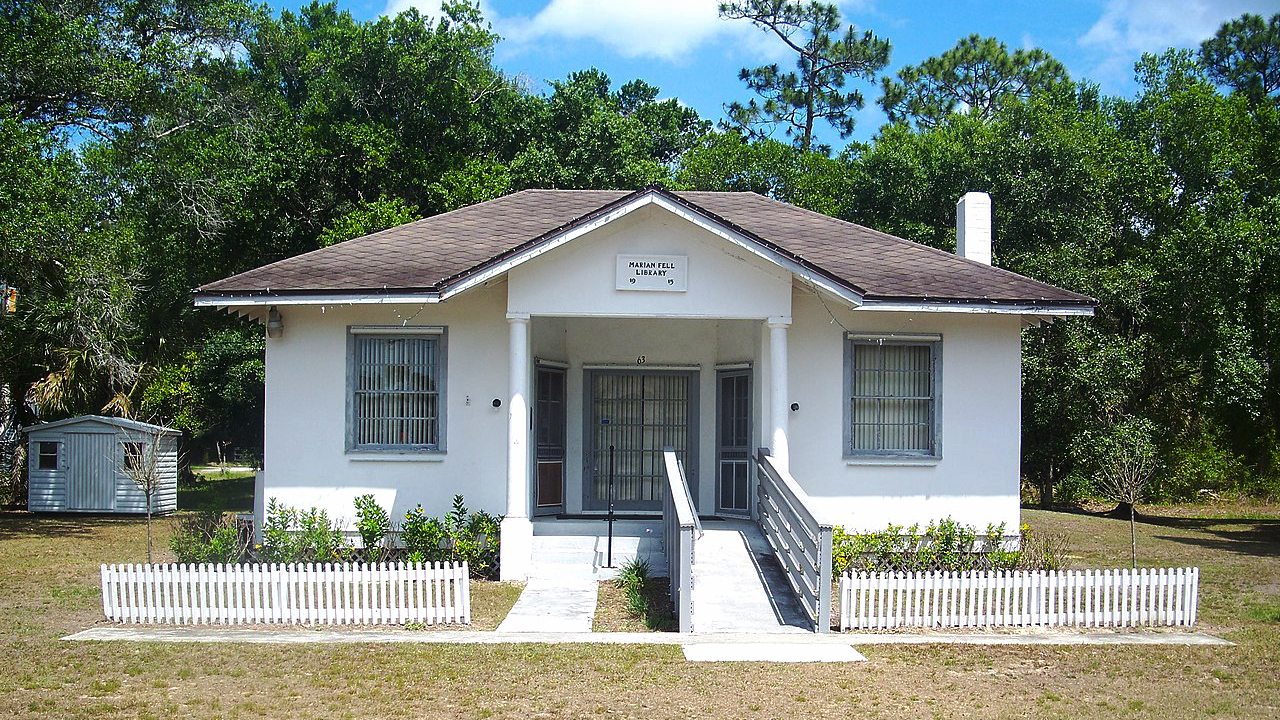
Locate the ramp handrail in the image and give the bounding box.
[756,449,834,632]
[662,449,698,632]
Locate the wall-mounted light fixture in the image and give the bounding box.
[266,306,284,338]
[790,402,799,412]
[492,398,502,408]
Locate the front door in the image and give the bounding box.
[534,365,566,514]
[716,369,752,516]
[585,370,697,512]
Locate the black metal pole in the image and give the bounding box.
[607,444,615,568]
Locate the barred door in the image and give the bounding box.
[586,371,695,512]
[716,369,751,516]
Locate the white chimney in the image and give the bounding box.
[956,191,992,265]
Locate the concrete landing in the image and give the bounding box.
[690,519,812,633]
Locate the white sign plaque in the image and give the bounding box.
[615,254,687,292]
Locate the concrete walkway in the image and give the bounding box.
[496,520,665,633]
[691,519,812,633]
[64,626,1231,647]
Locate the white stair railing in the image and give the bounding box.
[661,449,699,633]
[756,449,834,632]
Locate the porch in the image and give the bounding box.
[498,449,830,635]
[500,314,797,582]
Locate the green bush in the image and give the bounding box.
[260,499,348,563]
[169,512,249,563]
[832,518,1049,574]
[614,556,669,630]
[353,494,390,562]
[400,495,501,578]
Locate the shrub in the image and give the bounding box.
[353,494,390,562]
[401,505,446,560]
[399,495,501,578]
[170,512,250,563]
[260,499,348,563]
[832,517,1051,574]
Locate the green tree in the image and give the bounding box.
[720,0,890,151]
[675,132,851,215]
[509,69,710,189]
[879,34,1069,128]
[1200,12,1280,104]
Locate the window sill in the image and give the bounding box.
[346,452,446,463]
[844,455,941,467]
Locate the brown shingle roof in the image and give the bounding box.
[196,188,1094,307]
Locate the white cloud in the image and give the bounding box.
[502,0,750,63]
[381,0,878,65]
[381,0,501,23]
[1079,1,1276,85]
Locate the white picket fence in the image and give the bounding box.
[839,567,1199,630]
[100,561,470,625]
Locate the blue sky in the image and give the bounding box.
[292,0,1280,147]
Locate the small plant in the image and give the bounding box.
[260,498,348,562]
[833,517,1057,574]
[353,494,390,562]
[169,512,250,563]
[401,505,446,559]
[614,555,651,593]
[399,495,501,578]
[614,556,670,630]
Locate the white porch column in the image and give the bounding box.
[768,316,791,473]
[501,313,533,581]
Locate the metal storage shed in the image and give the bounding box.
[26,415,180,514]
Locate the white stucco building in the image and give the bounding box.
[196,187,1094,580]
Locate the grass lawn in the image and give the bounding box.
[176,467,257,513]
[1,505,1277,719]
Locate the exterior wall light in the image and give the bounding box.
[266,306,284,338]
[492,398,502,408]
[790,402,799,412]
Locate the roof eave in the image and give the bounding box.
[858,297,1096,316]
[193,289,443,307]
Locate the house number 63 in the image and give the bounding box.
[636,355,646,364]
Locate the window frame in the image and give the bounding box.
[36,441,60,471]
[122,440,146,475]
[345,326,448,454]
[842,333,942,460]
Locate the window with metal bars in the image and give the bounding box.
[347,327,445,452]
[845,335,940,457]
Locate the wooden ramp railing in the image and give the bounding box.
[756,449,834,632]
[662,449,700,633]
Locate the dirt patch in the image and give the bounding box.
[592,578,677,632]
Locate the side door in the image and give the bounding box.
[534,365,566,515]
[716,369,751,516]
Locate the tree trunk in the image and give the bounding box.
[146,492,153,563]
[802,55,815,153]
[1040,464,1054,509]
[1129,503,1137,570]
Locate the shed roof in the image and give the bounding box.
[195,187,1095,309]
[25,415,181,436]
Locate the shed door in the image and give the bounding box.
[66,432,116,511]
